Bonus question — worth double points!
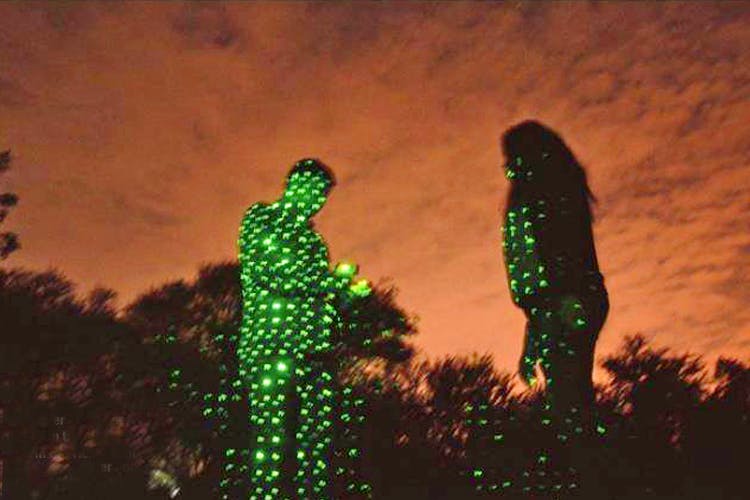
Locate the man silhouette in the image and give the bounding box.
[233,158,370,499]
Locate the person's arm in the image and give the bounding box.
[519,322,539,387]
[324,261,357,295]
[326,261,373,308]
[238,204,282,293]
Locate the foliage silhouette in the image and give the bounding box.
[0,150,19,259]
[2,266,749,499]
[123,261,416,498]
[0,268,142,499]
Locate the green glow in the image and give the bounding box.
[501,141,608,494]
[334,261,357,279]
[228,158,372,498]
[349,278,372,298]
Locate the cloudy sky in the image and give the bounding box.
[1,2,748,378]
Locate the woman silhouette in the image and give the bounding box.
[500,120,609,492]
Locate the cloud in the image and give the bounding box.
[171,4,240,50]
[0,77,35,108]
[1,1,749,374]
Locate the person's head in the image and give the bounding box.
[501,120,597,210]
[281,158,336,218]
[501,120,574,182]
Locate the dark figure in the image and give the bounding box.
[500,121,609,495]
[231,159,372,499]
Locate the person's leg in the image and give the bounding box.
[520,313,542,385]
[528,309,573,495]
[545,294,609,497]
[575,294,610,497]
[294,365,335,500]
[248,356,295,499]
[546,292,609,433]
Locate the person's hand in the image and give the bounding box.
[334,261,358,281]
[348,278,372,298]
[519,355,538,387]
[559,295,587,331]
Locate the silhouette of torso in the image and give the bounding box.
[503,189,606,310]
[239,202,340,357]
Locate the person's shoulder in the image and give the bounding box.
[240,204,276,237]
[243,202,277,220]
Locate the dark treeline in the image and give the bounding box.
[1,263,749,499]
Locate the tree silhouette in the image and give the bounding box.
[122,261,416,498]
[600,334,709,498]
[123,263,239,498]
[681,356,750,498]
[4,260,750,499]
[0,268,147,499]
[0,150,19,260]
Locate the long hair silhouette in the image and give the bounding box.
[502,120,598,223]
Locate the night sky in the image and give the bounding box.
[2,2,749,379]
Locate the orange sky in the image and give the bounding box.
[1,2,749,379]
